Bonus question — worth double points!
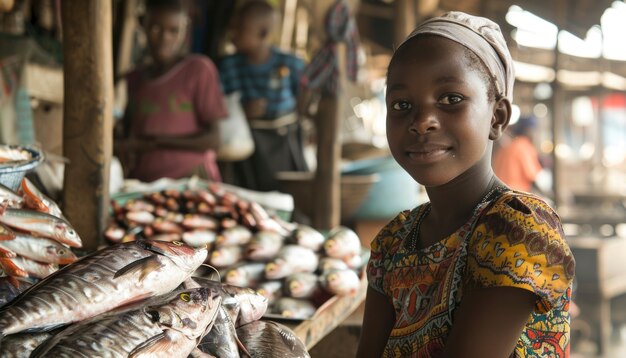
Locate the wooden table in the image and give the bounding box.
[568,236,626,355]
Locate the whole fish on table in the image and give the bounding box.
[182,214,218,231]
[0,183,22,208]
[271,297,316,319]
[321,268,361,296]
[31,287,220,358]
[196,305,242,358]
[217,225,253,248]
[318,257,349,273]
[0,277,32,308]
[210,245,242,268]
[0,231,77,265]
[0,329,59,358]
[244,230,283,262]
[237,320,310,358]
[265,245,319,280]
[20,178,63,219]
[225,262,266,288]
[289,224,325,252]
[186,278,268,327]
[323,227,362,259]
[4,256,58,279]
[0,240,207,337]
[182,230,216,249]
[0,208,82,248]
[284,273,320,299]
[256,280,283,305]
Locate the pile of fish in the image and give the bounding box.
[0,179,80,283]
[0,239,310,357]
[105,182,365,319]
[0,146,32,165]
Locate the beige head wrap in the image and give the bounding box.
[396,11,515,100]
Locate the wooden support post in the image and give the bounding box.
[393,0,415,46]
[115,0,138,77]
[61,0,113,253]
[313,93,342,230]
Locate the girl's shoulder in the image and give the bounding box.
[369,205,427,255]
[484,190,561,230]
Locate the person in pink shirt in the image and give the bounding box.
[115,0,227,182]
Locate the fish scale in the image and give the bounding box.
[0,241,207,337]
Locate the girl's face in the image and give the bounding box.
[386,36,506,187]
[145,9,187,65]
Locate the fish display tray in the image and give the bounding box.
[278,268,368,350]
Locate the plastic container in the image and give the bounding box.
[0,145,44,191]
[341,155,423,220]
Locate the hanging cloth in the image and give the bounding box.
[300,0,359,95]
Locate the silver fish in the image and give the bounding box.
[210,245,242,268]
[284,273,320,299]
[31,287,220,358]
[187,278,268,327]
[224,262,266,288]
[0,277,32,308]
[0,240,207,337]
[8,256,58,279]
[271,298,316,319]
[182,230,217,248]
[0,232,77,264]
[237,320,310,358]
[256,280,283,305]
[0,183,22,208]
[318,257,349,273]
[289,224,325,251]
[321,269,361,296]
[0,209,82,248]
[245,231,283,262]
[217,225,253,248]
[0,330,57,358]
[323,227,361,259]
[265,245,318,280]
[196,306,241,358]
[20,178,63,219]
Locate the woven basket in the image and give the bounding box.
[0,145,44,191]
[277,171,379,221]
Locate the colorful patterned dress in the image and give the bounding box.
[366,190,575,357]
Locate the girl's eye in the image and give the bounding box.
[439,94,464,105]
[391,101,412,111]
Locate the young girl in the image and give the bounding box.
[357,12,575,358]
[116,0,227,182]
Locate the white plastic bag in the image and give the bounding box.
[217,92,255,161]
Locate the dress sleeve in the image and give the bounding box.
[465,193,576,313]
[193,57,228,123]
[366,211,409,295]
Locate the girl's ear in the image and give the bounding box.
[489,97,511,140]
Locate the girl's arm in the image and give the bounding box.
[442,286,536,358]
[356,287,396,358]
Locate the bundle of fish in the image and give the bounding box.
[0,239,309,357]
[0,179,80,283]
[105,182,365,320]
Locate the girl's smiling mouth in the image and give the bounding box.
[406,144,452,162]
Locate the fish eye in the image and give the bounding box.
[173,241,183,246]
[180,293,191,302]
[58,249,66,255]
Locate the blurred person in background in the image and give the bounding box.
[115,0,227,182]
[494,115,552,195]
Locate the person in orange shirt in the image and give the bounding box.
[494,116,551,193]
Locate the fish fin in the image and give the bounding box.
[129,331,175,358]
[236,333,253,357]
[0,257,27,277]
[0,246,16,258]
[114,255,163,282]
[7,275,21,289]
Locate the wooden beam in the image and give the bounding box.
[61,0,113,253]
[393,0,415,47]
[115,0,139,78]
